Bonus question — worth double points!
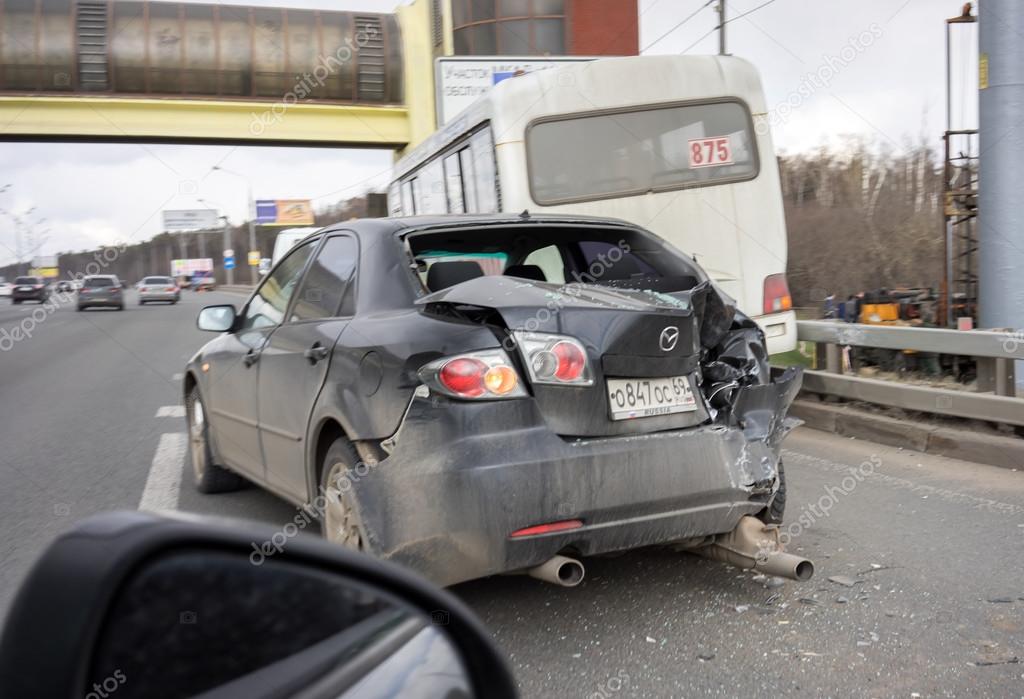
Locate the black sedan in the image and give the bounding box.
[11,276,49,304]
[184,215,806,587]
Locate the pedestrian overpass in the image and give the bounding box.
[0,0,440,151]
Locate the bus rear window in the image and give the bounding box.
[526,100,758,204]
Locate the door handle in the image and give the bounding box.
[304,342,330,365]
[243,349,259,367]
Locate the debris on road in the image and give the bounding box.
[828,575,860,587]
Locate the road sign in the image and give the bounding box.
[248,250,261,266]
[162,209,218,232]
[223,248,234,258]
[224,256,235,270]
[434,56,592,125]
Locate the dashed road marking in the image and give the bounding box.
[156,405,185,417]
[172,372,183,381]
[138,432,187,512]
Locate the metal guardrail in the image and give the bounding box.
[797,321,1023,426]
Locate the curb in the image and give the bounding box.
[790,399,1024,471]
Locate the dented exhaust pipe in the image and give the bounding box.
[527,555,585,587]
[692,516,814,582]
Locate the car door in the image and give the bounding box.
[204,240,317,479]
[258,234,359,501]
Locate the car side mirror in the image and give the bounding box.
[0,511,517,699]
[197,304,237,332]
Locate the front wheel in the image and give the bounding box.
[320,437,366,552]
[186,386,244,493]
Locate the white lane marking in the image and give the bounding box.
[156,405,186,417]
[138,432,187,512]
[172,372,183,381]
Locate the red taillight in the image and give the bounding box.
[515,332,593,386]
[509,519,584,538]
[166,287,176,292]
[33,285,42,289]
[139,286,148,292]
[110,287,120,293]
[763,274,793,315]
[439,357,487,398]
[552,341,585,381]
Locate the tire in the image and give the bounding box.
[77,305,84,311]
[139,300,145,306]
[117,304,124,311]
[186,386,244,494]
[12,299,20,305]
[320,437,367,551]
[761,460,787,525]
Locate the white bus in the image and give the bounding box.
[389,55,796,354]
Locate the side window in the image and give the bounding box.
[443,152,465,214]
[401,180,416,215]
[417,159,446,214]
[470,127,497,213]
[241,241,314,330]
[290,236,359,322]
[523,245,566,284]
[387,182,402,216]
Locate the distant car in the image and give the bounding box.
[138,276,180,305]
[0,277,11,297]
[77,275,124,311]
[11,276,48,304]
[53,280,73,293]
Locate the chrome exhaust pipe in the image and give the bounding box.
[527,555,585,587]
[691,515,814,582]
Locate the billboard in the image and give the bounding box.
[255,199,315,226]
[434,56,592,125]
[162,209,219,232]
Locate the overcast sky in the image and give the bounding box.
[0,0,972,265]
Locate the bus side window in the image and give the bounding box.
[401,180,416,215]
[443,152,465,214]
[470,128,498,213]
[459,147,478,213]
[388,182,402,216]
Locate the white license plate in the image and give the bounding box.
[606,375,697,420]
[18,287,31,291]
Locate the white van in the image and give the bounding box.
[271,228,321,268]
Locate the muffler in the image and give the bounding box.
[527,555,585,587]
[692,516,814,581]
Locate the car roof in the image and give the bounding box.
[320,213,642,239]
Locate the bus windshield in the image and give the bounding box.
[526,100,758,205]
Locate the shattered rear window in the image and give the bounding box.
[407,225,705,295]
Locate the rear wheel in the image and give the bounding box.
[761,460,787,525]
[320,437,366,552]
[186,386,244,493]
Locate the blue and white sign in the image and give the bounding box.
[223,256,235,270]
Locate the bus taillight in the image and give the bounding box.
[763,274,792,315]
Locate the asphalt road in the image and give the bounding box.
[1,289,1022,697]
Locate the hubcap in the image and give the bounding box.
[189,396,206,482]
[324,462,363,550]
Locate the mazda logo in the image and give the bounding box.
[659,326,679,352]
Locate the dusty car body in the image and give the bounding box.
[184,214,804,587]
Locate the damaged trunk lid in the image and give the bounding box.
[418,275,775,438]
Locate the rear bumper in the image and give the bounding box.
[351,370,800,586]
[12,290,46,301]
[78,296,122,306]
[140,292,178,301]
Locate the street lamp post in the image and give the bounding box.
[198,196,234,286]
[213,166,259,285]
